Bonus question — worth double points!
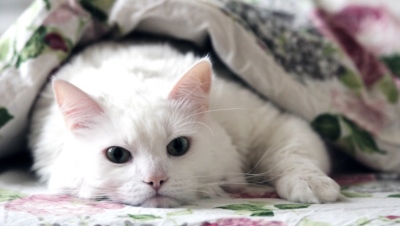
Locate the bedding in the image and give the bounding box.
[1,0,400,170]
[1,166,400,225]
[1,0,400,225]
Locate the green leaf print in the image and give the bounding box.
[339,70,363,90]
[0,38,10,61]
[381,54,400,77]
[16,26,73,67]
[388,194,400,198]
[299,218,332,226]
[341,117,386,155]
[16,26,47,67]
[322,43,338,57]
[338,136,356,155]
[166,209,193,216]
[377,74,398,103]
[341,191,372,198]
[216,203,275,217]
[312,114,385,155]
[0,107,13,129]
[250,210,274,217]
[216,203,265,211]
[80,0,114,22]
[354,217,373,226]
[311,114,341,141]
[43,0,51,10]
[274,203,311,209]
[0,189,26,202]
[127,214,161,220]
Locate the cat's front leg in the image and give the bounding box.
[255,118,341,203]
[272,164,340,203]
[262,146,341,203]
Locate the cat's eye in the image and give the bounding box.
[106,146,131,164]
[167,136,190,157]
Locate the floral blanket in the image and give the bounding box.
[1,1,400,224]
[1,169,400,225]
[1,0,400,170]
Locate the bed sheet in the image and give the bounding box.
[1,169,400,226]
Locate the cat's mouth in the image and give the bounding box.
[140,194,181,208]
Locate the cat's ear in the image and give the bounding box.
[53,79,103,132]
[168,59,212,111]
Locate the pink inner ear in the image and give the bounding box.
[168,60,212,111]
[53,79,103,131]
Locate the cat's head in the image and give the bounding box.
[48,59,244,207]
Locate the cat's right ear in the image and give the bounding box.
[53,79,104,133]
[168,59,212,112]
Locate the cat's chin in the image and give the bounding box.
[139,196,181,208]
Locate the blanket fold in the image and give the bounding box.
[1,0,399,171]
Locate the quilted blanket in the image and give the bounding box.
[1,0,400,225]
[1,0,400,171]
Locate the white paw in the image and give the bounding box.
[275,174,340,203]
[238,184,275,195]
[199,184,228,199]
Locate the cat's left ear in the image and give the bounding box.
[168,59,212,111]
[53,79,104,133]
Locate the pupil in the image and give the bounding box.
[175,139,182,151]
[114,148,123,160]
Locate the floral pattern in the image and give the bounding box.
[5,194,125,216]
[0,107,13,129]
[0,189,26,202]
[1,173,400,225]
[201,218,286,226]
[311,113,386,155]
[0,0,399,170]
[15,26,73,67]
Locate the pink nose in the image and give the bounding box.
[143,174,169,191]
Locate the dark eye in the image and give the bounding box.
[106,146,131,164]
[167,136,190,156]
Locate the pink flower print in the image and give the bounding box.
[333,6,384,35]
[386,215,400,220]
[331,174,376,186]
[44,33,69,52]
[5,194,125,216]
[333,6,400,56]
[313,9,389,87]
[43,1,88,26]
[201,218,286,226]
[331,90,386,135]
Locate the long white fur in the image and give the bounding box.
[29,42,340,207]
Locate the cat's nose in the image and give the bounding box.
[143,174,169,191]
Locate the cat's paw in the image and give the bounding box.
[199,184,228,199]
[237,184,275,195]
[275,174,340,203]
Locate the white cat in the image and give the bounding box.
[28,42,340,208]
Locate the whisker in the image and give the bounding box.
[179,121,214,135]
[181,108,247,122]
[246,135,287,174]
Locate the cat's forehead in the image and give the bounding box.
[92,76,203,150]
[116,102,199,149]
[107,100,173,146]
